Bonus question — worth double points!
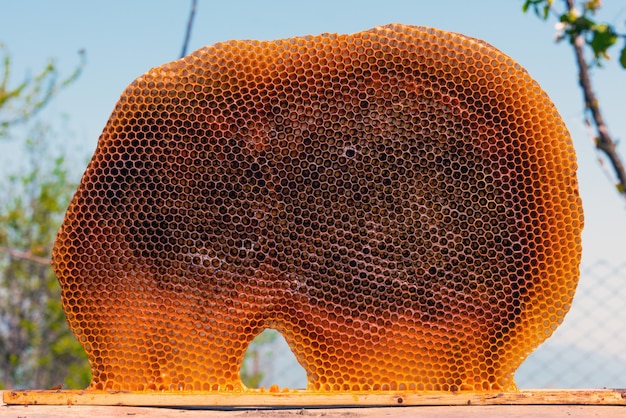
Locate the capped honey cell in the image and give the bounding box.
[52,23,584,392]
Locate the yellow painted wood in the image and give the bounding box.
[4,389,626,407]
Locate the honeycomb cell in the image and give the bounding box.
[52,23,583,392]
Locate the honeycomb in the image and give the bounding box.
[52,23,584,392]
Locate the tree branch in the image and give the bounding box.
[0,246,50,265]
[180,0,198,58]
[564,0,626,196]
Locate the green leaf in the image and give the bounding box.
[574,16,595,32]
[620,44,626,69]
[522,0,550,20]
[560,10,577,24]
[589,24,618,59]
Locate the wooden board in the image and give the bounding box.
[4,389,626,407]
[3,404,626,418]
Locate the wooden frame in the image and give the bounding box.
[4,389,626,407]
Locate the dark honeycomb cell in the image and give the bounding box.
[52,24,583,392]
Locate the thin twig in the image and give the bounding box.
[564,0,626,196]
[0,246,50,265]
[180,0,198,58]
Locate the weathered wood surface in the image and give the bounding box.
[3,389,626,407]
[2,390,626,417]
[1,403,626,418]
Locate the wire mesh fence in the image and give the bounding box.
[516,260,626,388]
[244,260,626,389]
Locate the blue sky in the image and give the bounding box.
[2,0,626,389]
